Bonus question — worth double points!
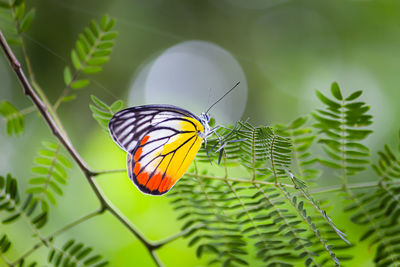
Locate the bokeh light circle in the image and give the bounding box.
[129,40,248,125]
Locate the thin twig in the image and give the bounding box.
[0,254,12,267]
[277,184,340,266]
[184,172,295,188]
[92,168,126,176]
[152,224,205,250]
[309,181,400,194]
[150,250,164,267]
[94,169,296,188]
[0,31,162,267]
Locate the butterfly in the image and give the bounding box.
[108,82,240,195]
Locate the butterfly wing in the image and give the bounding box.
[109,105,205,195]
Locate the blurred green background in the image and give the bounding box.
[2,0,400,266]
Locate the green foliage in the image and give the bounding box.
[90,95,123,129]
[0,174,47,228]
[313,82,372,178]
[275,116,320,181]
[0,234,11,254]
[18,7,35,33]
[0,101,25,136]
[62,15,118,97]
[26,140,71,211]
[345,132,400,266]
[197,122,293,182]
[1,1,399,265]
[169,169,248,266]
[0,3,19,45]
[170,123,349,266]
[0,0,35,45]
[0,234,38,266]
[16,260,38,267]
[48,239,109,267]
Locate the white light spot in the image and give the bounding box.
[129,41,248,125]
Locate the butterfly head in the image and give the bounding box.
[198,112,211,138]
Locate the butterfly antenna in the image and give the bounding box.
[206,81,240,114]
[205,88,212,111]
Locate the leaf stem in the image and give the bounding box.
[340,98,347,190]
[53,70,80,111]
[184,172,295,188]
[0,254,12,267]
[53,28,108,110]
[92,168,126,176]
[152,224,204,250]
[1,105,36,123]
[94,168,296,188]
[270,135,278,184]
[36,143,61,207]
[255,183,320,266]
[309,180,400,194]
[277,185,340,266]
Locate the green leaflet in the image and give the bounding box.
[0,234,11,253]
[48,239,109,267]
[0,1,35,45]
[0,101,25,136]
[275,115,320,181]
[26,140,71,211]
[0,174,47,228]
[68,15,117,77]
[60,14,118,103]
[313,82,372,178]
[90,95,123,129]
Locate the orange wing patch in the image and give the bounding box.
[133,162,141,175]
[140,135,150,145]
[138,173,148,185]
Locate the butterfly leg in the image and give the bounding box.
[205,123,247,164]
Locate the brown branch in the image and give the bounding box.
[0,32,93,178]
[0,31,162,266]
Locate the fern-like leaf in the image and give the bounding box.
[346,131,400,266]
[169,166,248,266]
[275,116,320,181]
[48,239,109,267]
[90,95,123,129]
[170,122,347,266]
[26,140,71,211]
[0,174,47,229]
[197,122,292,183]
[62,15,117,95]
[313,82,372,184]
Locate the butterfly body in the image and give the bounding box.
[109,104,211,195]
